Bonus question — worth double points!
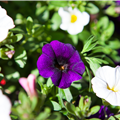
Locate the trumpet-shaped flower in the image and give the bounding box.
[19,74,37,98]
[0,90,12,120]
[37,40,85,89]
[92,66,120,106]
[0,6,15,42]
[58,7,90,35]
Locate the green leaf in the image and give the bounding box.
[46,78,53,88]
[69,34,78,45]
[14,46,27,68]
[108,116,116,120]
[26,16,33,34]
[4,67,20,81]
[63,88,73,102]
[86,57,101,75]
[48,112,62,120]
[35,108,51,120]
[36,6,49,22]
[0,73,4,81]
[114,114,120,119]
[86,3,99,14]
[105,5,119,17]
[90,106,100,115]
[49,1,68,7]
[66,102,76,115]
[78,96,84,110]
[51,101,61,111]
[0,48,9,60]
[81,36,97,53]
[51,12,61,31]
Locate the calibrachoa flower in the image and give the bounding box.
[37,40,85,89]
[0,6,15,42]
[89,105,114,119]
[92,66,120,106]
[0,90,12,120]
[19,74,37,98]
[58,7,90,35]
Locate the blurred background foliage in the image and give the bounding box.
[0,1,120,120]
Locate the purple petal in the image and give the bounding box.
[50,40,65,58]
[69,62,85,75]
[62,44,76,60]
[42,43,56,59]
[37,54,55,78]
[68,50,81,64]
[58,70,82,89]
[51,70,62,86]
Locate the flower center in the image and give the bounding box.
[71,14,77,23]
[107,85,119,92]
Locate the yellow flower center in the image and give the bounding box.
[107,85,119,92]
[71,14,77,23]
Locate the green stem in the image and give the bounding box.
[103,106,108,119]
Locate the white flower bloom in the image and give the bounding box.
[0,6,15,42]
[58,7,90,35]
[92,66,120,106]
[0,90,12,120]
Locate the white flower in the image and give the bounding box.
[0,6,15,42]
[58,7,90,35]
[0,90,12,120]
[92,66,120,106]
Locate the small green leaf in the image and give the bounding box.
[63,88,73,102]
[86,3,99,14]
[90,106,100,115]
[108,116,116,120]
[14,46,27,68]
[66,102,76,115]
[0,73,4,81]
[69,34,78,45]
[51,12,61,31]
[26,16,33,34]
[105,5,119,17]
[49,1,68,7]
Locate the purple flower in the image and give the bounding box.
[116,0,120,6]
[37,40,85,89]
[89,105,114,119]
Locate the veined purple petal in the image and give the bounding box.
[51,70,62,86]
[50,40,66,58]
[37,54,55,78]
[69,62,85,75]
[68,50,81,64]
[42,43,56,59]
[58,70,82,88]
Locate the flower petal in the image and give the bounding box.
[50,40,65,58]
[0,15,15,29]
[51,70,62,86]
[42,43,56,59]
[69,62,85,75]
[37,54,55,78]
[67,22,84,35]
[95,66,116,89]
[27,74,37,96]
[58,70,82,89]
[0,6,7,19]
[0,28,8,42]
[19,78,29,94]
[81,12,90,26]
[68,50,81,64]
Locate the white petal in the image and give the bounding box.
[0,6,7,19]
[0,15,15,29]
[105,91,120,106]
[0,28,9,42]
[81,12,90,26]
[95,66,116,89]
[0,114,11,120]
[114,66,120,90]
[0,90,11,115]
[58,7,70,20]
[67,22,84,35]
[60,23,69,30]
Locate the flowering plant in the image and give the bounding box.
[0,1,120,120]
